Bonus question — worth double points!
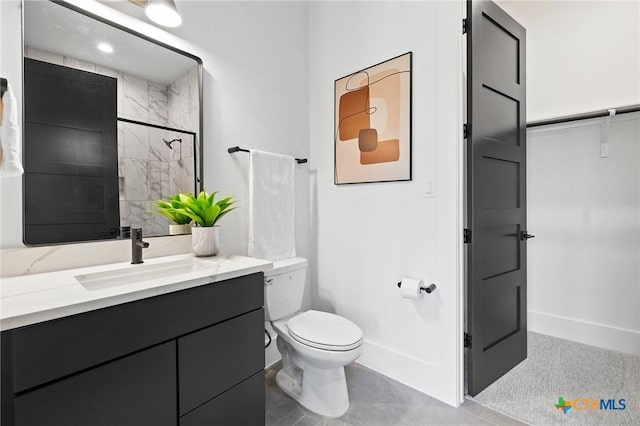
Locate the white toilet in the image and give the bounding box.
[264,257,364,418]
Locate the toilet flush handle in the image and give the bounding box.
[265,278,274,285]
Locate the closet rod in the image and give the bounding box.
[227,146,308,164]
[527,104,640,128]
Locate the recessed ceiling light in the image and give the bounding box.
[97,42,114,53]
[145,0,182,28]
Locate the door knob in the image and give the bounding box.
[521,231,535,240]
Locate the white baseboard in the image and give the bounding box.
[528,310,640,356]
[356,339,458,407]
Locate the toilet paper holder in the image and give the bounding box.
[397,281,437,294]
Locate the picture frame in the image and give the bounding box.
[334,52,412,185]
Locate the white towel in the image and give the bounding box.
[248,149,296,261]
[0,85,24,177]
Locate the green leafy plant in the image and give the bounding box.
[151,194,192,225]
[159,191,236,227]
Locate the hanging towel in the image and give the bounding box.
[248,149,296,261]
[0,84,24,177]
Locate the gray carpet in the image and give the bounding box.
[472,332,640,426]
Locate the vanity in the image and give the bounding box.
[3,2,267,423]
[1,255,271,426]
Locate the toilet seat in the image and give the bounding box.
[286,310,363,351]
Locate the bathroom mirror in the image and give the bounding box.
[22,0,203,245]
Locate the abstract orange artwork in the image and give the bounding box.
[334,52,412,184]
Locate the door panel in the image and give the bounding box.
[481,15,520,84]
[482,224,520,278]
[480,88,520,145]
[481,158,520,208]
[467,0,527,396]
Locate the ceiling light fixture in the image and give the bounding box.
[145,0,182,28]
[97,42,114,53]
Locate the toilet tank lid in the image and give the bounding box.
[264,257,308,277]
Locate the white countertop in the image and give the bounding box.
[0,254,272,331]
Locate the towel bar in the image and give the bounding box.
[228,146,308,164]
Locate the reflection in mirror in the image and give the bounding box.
[22,0,202,245]
[117,119,196,238]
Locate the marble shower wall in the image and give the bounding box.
[118,122,195,237]
[167,66,200,185]
[24,47,198,237]
[168,65,200,134]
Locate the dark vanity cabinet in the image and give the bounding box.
[1,273,265,426]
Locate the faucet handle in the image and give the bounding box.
[131,228,148,264]
[133,228,149,247]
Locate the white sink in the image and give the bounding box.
[75,258,211,291]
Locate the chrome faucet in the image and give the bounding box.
[131,228,149,264]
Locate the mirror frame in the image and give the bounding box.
[22,0,204,246]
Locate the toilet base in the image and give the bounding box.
[275,336,351,418]
[276,363,350,418]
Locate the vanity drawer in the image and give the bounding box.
[178,308,264,416]
[14,341,176,426]
[180,371,265,426]
[7,272,263,393]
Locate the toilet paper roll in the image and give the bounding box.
[400,277,424,300]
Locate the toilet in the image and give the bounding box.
[264,257,364,418]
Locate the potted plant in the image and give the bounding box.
[168,191,236,256]
[151,194,193,235]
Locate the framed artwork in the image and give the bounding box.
[334,52,412,185]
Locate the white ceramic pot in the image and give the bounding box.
[169,224,192,235]
[191,226,220,256]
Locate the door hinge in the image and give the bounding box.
[464,228,472,244]
[463,18,470,34]
[464,333,472,348]
[463,124,470,139]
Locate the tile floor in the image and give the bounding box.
[265,363,527,426]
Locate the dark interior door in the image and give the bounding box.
[466,0,528,396]
[24,58,118,245]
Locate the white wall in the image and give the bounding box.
[527,114,640,355]
[0,0,24,250]
[497,0,640,122]
[495,0,640,355]
[173,0,310,368]
[309,1,464,406]
[174,1,310,261]
[0,0,310,292]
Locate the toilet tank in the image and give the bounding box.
[264,257,308,321]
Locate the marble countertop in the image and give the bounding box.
[1,254,272,331]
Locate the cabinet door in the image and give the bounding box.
[178,309,264,416]
[14,342,177,426]
[180,371,265,426]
